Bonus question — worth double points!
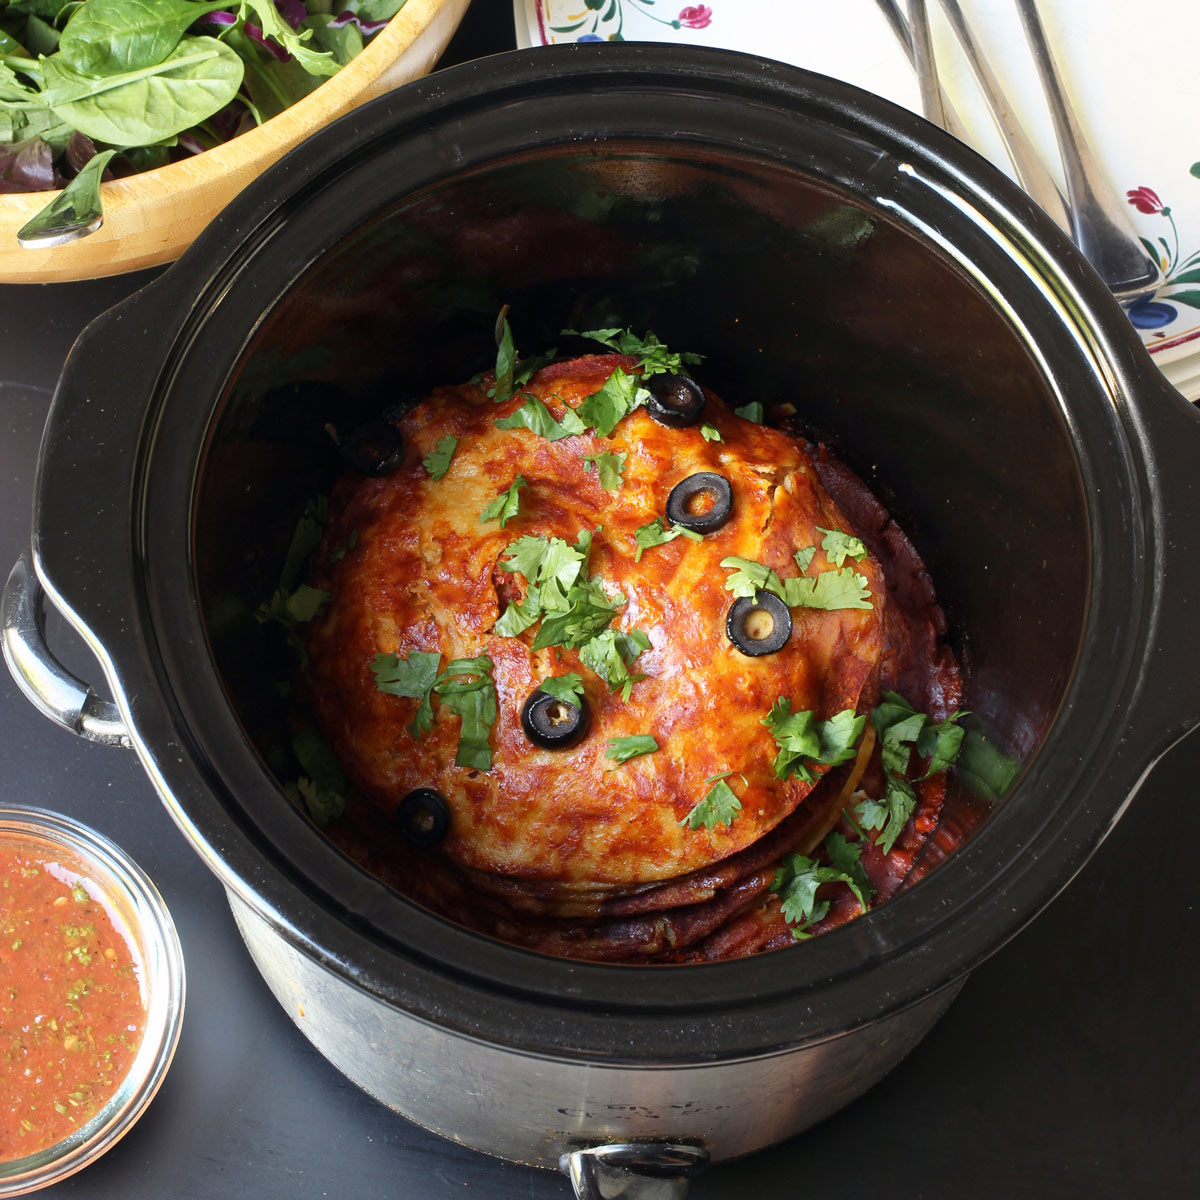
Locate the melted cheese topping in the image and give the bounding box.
[307,355,885,885]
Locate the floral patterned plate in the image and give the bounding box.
[513,0,1200,399]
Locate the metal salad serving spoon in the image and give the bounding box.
[884,0,1163,307]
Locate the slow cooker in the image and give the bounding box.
[4,46,1198,1198]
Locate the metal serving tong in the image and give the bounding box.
[880,0,1163,306]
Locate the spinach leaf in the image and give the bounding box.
[344,0,411,18]
[57,0,235,77]
[5,1,70,18]
[21,14,59,57]
[16,146,113,242]
[0,30,31,59]
[239,0,339,78]
[303,13,364,67]
[42,35,244,146]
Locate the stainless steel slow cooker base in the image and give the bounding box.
[228,892,961,1169]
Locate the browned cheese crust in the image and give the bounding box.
[306,354,887,888]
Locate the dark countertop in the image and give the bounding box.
[1,5,1197,1197]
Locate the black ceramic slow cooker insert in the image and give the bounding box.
[5,45,1199,1198]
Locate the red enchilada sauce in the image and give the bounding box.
[0,842,144,1158]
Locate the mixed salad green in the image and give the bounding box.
[0,0,409,236]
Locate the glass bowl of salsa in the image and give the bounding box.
[0,807,184,1195]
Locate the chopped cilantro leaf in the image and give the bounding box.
[763,699,818,765]
[423,435,458,479]
[479,475,527,528]
[372,652,497,766]
[496,534,619,648]
[720,556,785,600]
[495,530,646,691]
[763,699,866,784]
[856,774,917,855]
[817,526,868,566]
[794,545,816,573]
[372,649,442,738]
[283,584,329,624]
[782,568,873,611]
[288,778,344,828]
[486,310,556,403]
[573,526,598,563]
[435,657,498,770]
[956,729,1020,801]
[513,348,557,390]
[733,401,764,423]
[330,530,359,563]
[680,777,742,831]
[917,714,967,777]
[256,497,333,664]
[256,583,329,664]
[372,650,444,698]
[871,692,928,776]
[500,534,584,592]
[280,496,328,592]
[291,726,345,794]
[563,326,703,378]
[532,576,620,650]
[491,314,517,402]
[722,555,873,611]
[824,831,875,909]
[700,422,723,442]
[537,673,585,708]
[496,395,587,441]
[605,734,659,763]
[818,708,869,765]
[853,694,967,853]
[576,366,645,436]
[635,517,703,561]
[494,590,542,637]
[871,691,966,781]
[583,450,627,490]
[771,839,873,939]
[579,628,650,700]
[287,726,346,827]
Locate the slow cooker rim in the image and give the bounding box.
[32,45,1171,1061]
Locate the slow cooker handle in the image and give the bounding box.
[559,1143,710,1199]
[1133,374,1200,758]
[1,547,130,748]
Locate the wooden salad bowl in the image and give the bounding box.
[0,0,470,284]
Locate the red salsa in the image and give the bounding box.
[0,840,145,1159]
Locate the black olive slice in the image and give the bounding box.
[339,420,404,476]
[726,591,792,656]
[645,373,707,427]
[665,472,733,533]
[521,688,591,749]
[396,789,451,847]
